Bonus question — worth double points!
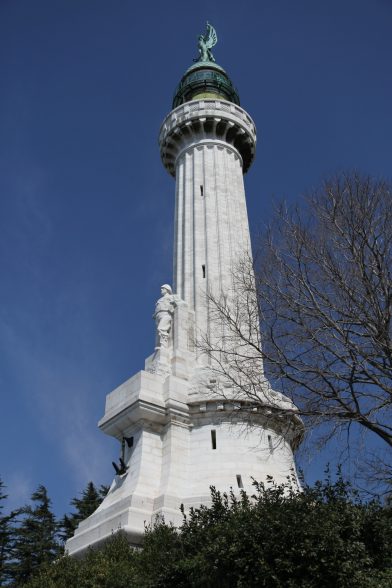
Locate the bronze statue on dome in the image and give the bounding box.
[196,22,218,63]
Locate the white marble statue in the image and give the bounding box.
[153,284,175,348]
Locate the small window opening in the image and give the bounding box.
[211,429,217,450]
[202,264,206,278]
[268,435,273,453]
[200,185,204,196]
[236,475,244,489]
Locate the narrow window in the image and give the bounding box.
[268,435,273,453]
[236,475,244,489]
[200,185,204,196]
[202,264,206,278]
[211,429,217,450]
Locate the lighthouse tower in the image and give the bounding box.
[66,25,303,556]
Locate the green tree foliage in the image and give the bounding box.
[138,475,392,588]
[59,482,108,543]
[21,475,392,588]
[0,477,20,586]
[0,477,10,584]
[8,485,60,586]
[22,532,138,588]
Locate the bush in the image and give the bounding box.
[22,476,392,588]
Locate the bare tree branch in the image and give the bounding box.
[200,173,392,459]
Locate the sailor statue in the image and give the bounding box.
[153,284,176,348]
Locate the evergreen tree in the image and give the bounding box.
[8,485,59,585]
[0,477,9,584]
[0,477,19,586]
[60,482,108,543]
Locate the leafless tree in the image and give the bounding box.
[202,173,392,459]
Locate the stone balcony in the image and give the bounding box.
[159,99,257,176]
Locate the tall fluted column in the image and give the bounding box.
[160,100,257,357]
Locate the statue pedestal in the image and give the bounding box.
[146,347,171,377]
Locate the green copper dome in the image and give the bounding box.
[172,61,240,109]
[172,23,240,109]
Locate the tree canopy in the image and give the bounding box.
[0,480,108,586]
[19,474,392,588]
[7,485,59,586]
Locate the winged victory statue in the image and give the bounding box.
[196,22,218,63]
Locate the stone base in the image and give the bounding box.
[66,370,301,556]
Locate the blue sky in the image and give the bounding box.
[1,0,391,516]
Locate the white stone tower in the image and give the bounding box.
[66,24,303,557]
